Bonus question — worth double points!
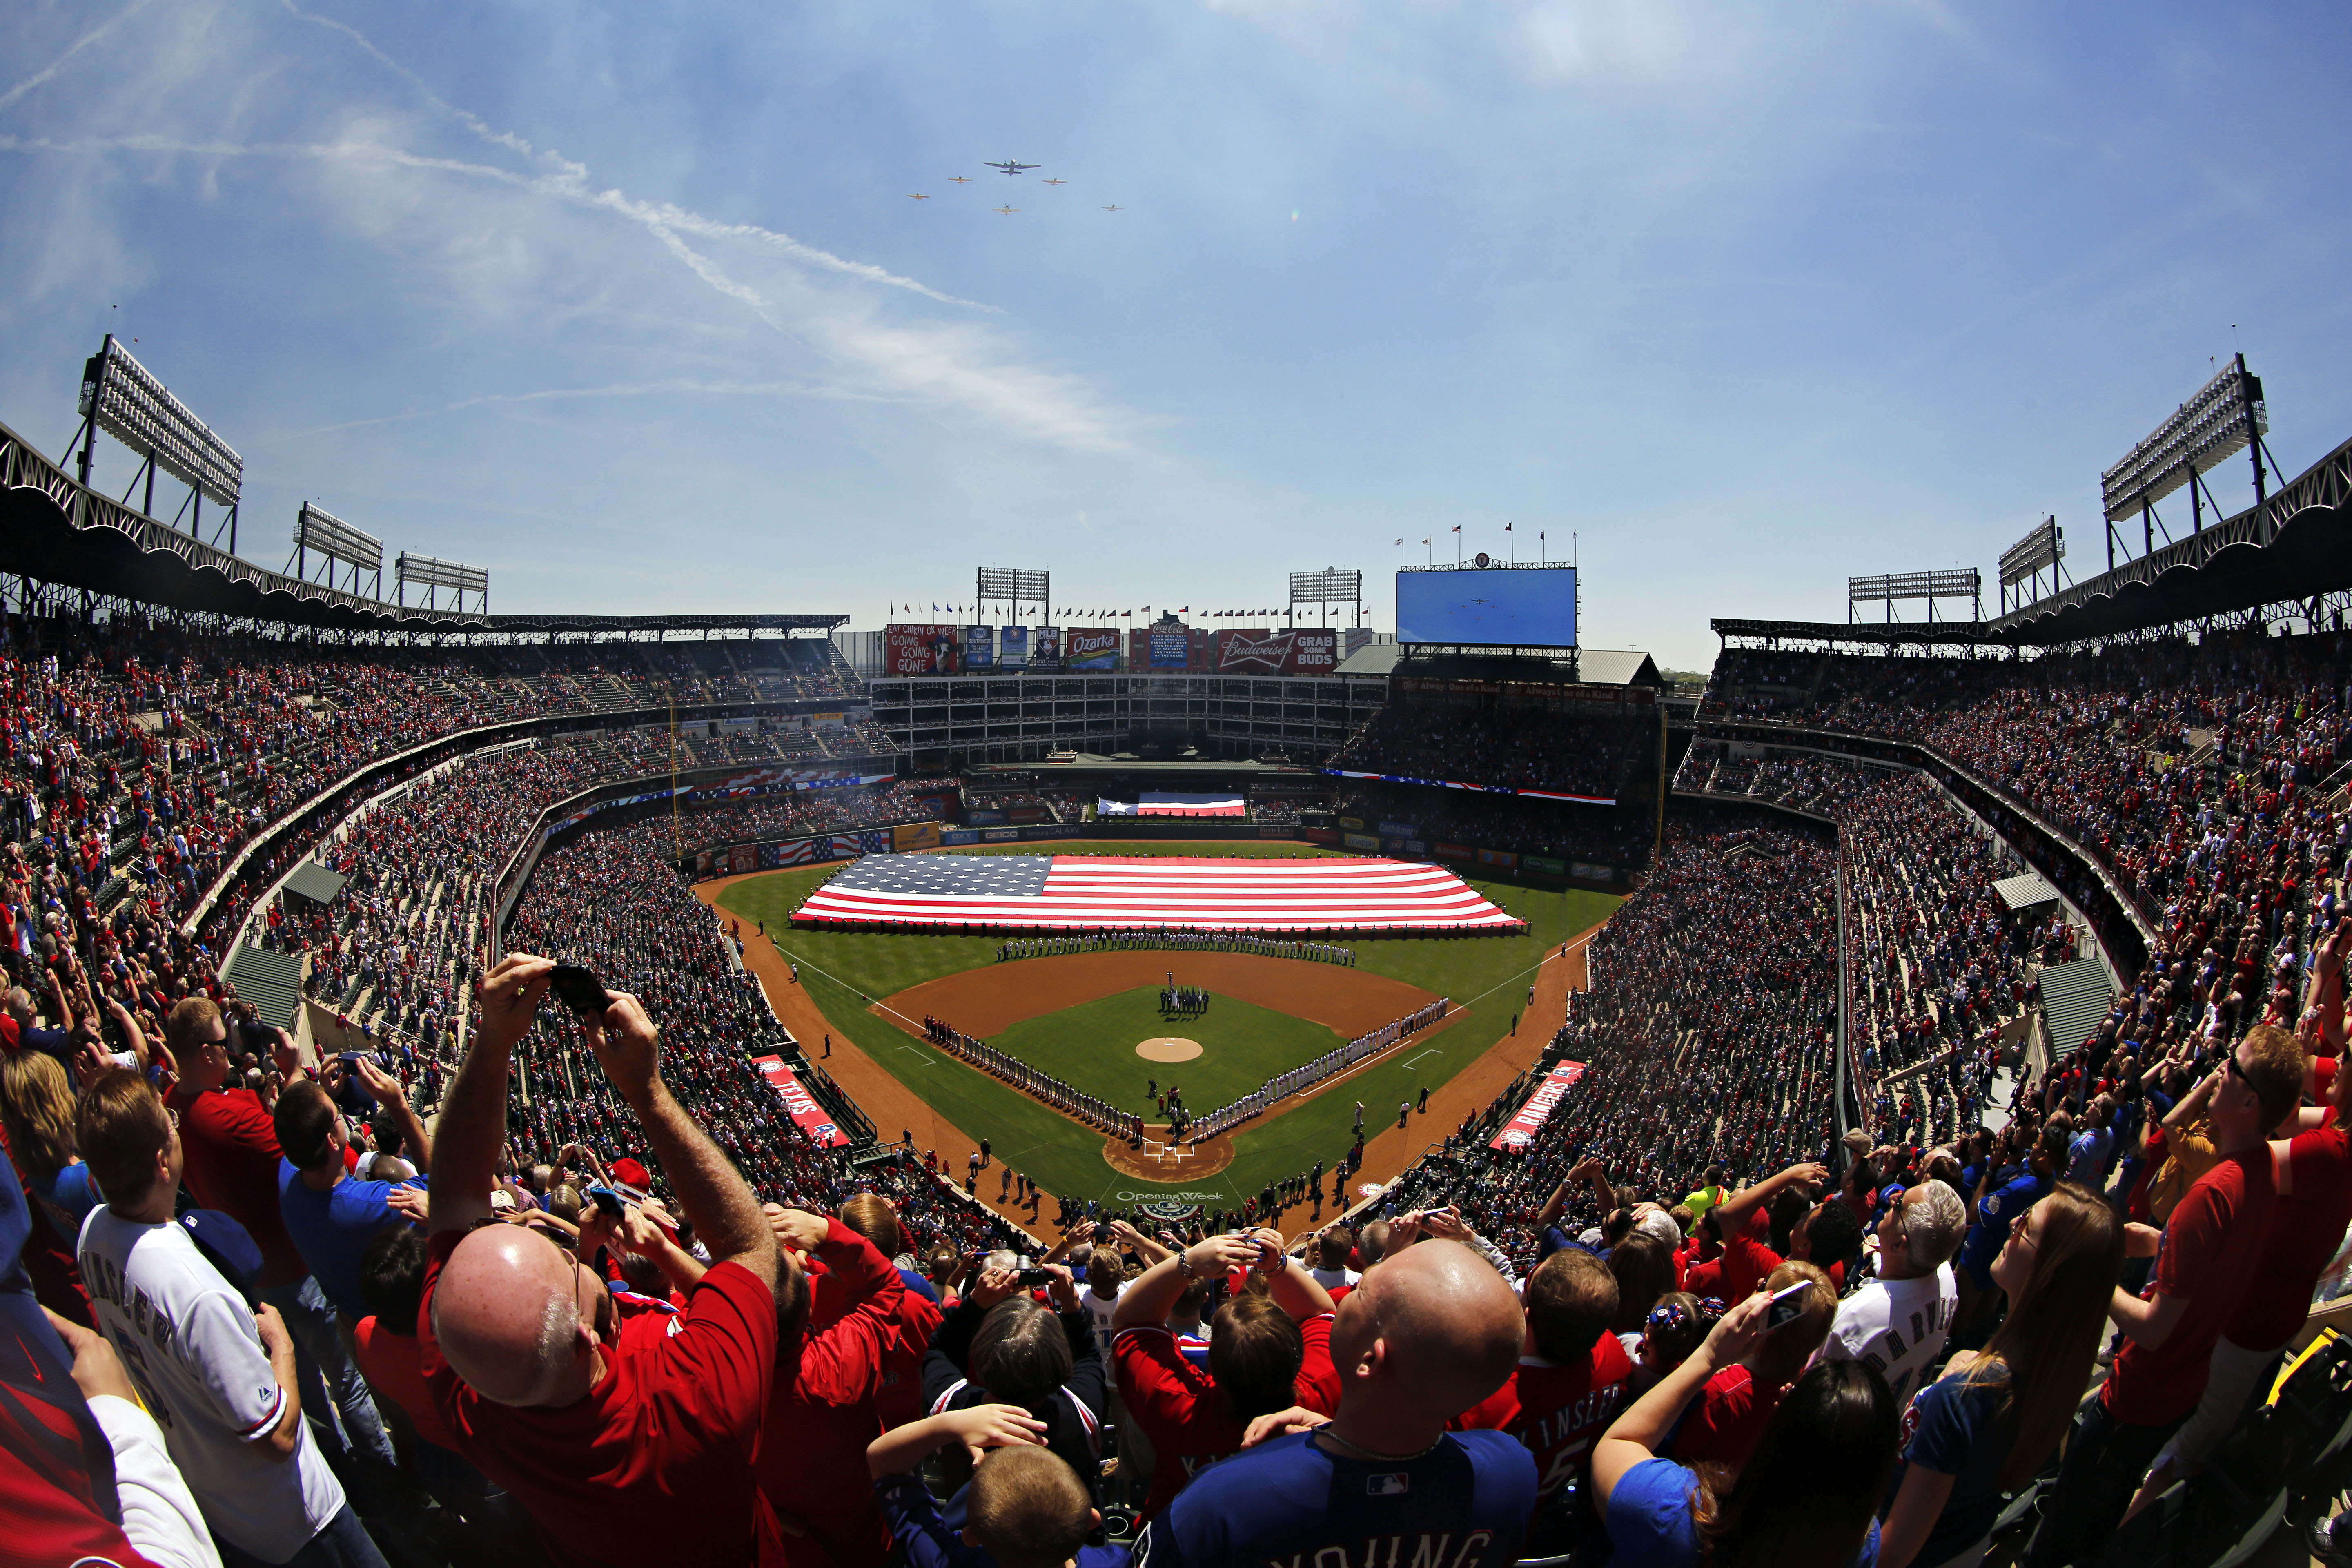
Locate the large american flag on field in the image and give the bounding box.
[791,855,1523,933]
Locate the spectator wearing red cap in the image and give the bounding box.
[416,954,786,1568]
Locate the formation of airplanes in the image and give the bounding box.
[909,163,1123,214]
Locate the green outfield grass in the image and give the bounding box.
[716,846,1620,1211]
[987,986,1346,1114]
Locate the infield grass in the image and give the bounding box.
[717,846,1619,1210]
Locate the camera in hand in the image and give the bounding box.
[550,964,611,1016]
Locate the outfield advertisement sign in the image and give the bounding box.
[893,822,943,852]
[749,1056,850,1148]
[1490,1061,1586,1151]
[997,625,1028,668]
[884,623,963,675]
[1029,626,1062,670]
[1148,624,1192,668]
[963,626,996,669]
[1323,767,1616,807]
[1211,628,1339,675]
[1065,628,1122,671]
[1343,832,1380,851]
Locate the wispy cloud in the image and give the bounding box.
[0,0,158,112]
[0,9,1142,455]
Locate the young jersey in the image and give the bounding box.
[1450,1336,1634,1500]
[1135,1428,1536,1568]
[1822,1263,1958,1406]
[77,1207,346,1562]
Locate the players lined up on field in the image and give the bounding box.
[921,1013,1147,1141]
[1185,998,1452,1146]
[995,932,1357,965]
[1159,984,1208,1016]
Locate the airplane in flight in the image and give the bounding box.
[906,192,929,200]
[1042,177,1067,186]
[949,175,973,184]
[1102,205,1123,212]
[985,160,1039,176]
[993,205,1019,216]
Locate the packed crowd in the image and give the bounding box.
[1840,774,2023,1151]
[1674,739,1887,817]
[1335,698,1650,800]
[1336,782,1656,870]
[1702,632,2352,941]
[678,777,959,857]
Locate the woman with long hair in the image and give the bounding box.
[0,1050,98,1234]
[1875,1182,2122,1568]
[1593,1285,1900,1567]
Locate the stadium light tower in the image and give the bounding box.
[976,566,1049,624]
[66,334,244,553]
[289,503,384,600]
[395,552,489,614]
[1287,568,1363,629]
[1846,569,1981,624]
[2098,352,2278,570]
[1997,517,2064,615]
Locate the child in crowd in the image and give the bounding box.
[869,1405,1128,1568]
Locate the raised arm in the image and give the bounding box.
[428,953,553,1236]
[1708,1160,1828,1240]
[1592,1291,1770,1517]
[353,1055,431,1172]
[1112,1234,1260,1332]
[583,991,778,1294]
[1248,1228,1336,1319]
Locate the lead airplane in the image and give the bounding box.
[985,160,1039,176]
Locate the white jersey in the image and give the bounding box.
[1308,1265,1361,1292]
[1080,1281,1127,1356]
[1821,1262,1958,1407]
[78,1207,346,1562]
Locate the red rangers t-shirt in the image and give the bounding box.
[2105,1149,2276,1427]
[416,1228,786,1567]
[174,1085,308,1287]
[1115,1312,1338,1521]
[2225,1125,2352,1352]
[1450,1335,1634,1500]
[1670,1363,1784,1472]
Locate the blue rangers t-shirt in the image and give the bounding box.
[1134,1428,1536,1568]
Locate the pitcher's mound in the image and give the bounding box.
[1136,1037,1203,1062]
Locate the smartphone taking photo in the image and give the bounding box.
[549,964,611,1016]
[1764,1279,1813,1330]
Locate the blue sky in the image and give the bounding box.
[4,1,2348,671]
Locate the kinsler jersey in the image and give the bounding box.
[1134,1428,1537,1568]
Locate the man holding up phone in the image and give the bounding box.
[414,952,787,1568]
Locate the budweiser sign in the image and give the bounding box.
[1214,627,1339,675]
[1218,628,1296,672]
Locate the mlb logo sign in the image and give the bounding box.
[1367,1474,1410,1497]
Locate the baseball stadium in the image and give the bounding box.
[6,9,2352,1561]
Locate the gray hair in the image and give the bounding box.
[1904,1179,1968,1269]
